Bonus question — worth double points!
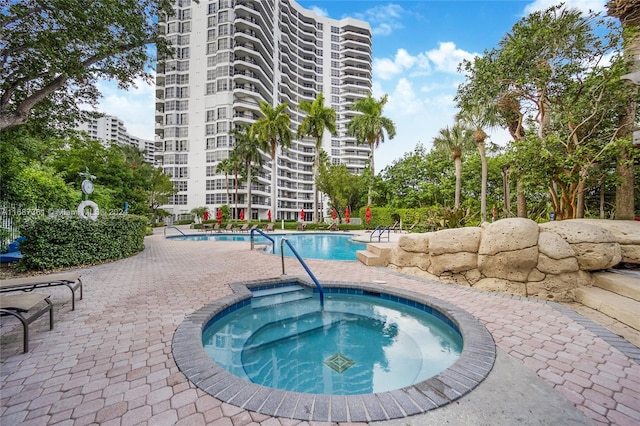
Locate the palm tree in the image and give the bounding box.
[457,104,499,223]
[232,124,264,221]
[297,93,337,223]
[250,101,292,222]
[216,157,233,206]
[347,94,396,205]
[606,0,639,220]
[432,124,475,209]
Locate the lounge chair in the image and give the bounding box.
[297,223,306,231]
[327,223,338,231]
[201,223,214,232]
[0,272,83,311]
[0,293,53,353]
[263,223,274,232]
[223,223,234,232]
[390,221,401,232]
[238,223,250,232]
[212,223,221,232]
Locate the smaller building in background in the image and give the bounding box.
[75,114,155,164]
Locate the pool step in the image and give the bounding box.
[356,243,392,266]
[251,285,313,308]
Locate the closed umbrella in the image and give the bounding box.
[217,208,222,225]
[203,210,209,221]
[345,206,350,223]
[267,210,271,221]
[365,205,371,223]
[239,209,244,220]
[331,208,337,221]
[300,209,305,221]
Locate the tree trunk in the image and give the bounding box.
[313,149,319,223]
[615,147,636,220]
[600,179,605,219]
[517,179,527,217]
[454,157,461,209]
[368,144,375,206]
[478,142,487,223]
[246,163,253,221]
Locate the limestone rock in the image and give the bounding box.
[528,268,546,282]
[390,249,431,270]
[397,233,430,253]
[571,242,621,270]
[527,271,592,302]
[539,220,616,244]
[479,218,539,255]
[463,268,483,285]
[569,219,640,264]
[538,230,575,260]
[537,253,579,274]
[478,246,539,281]
[429,227,481,255]
[473,278,527,296]
[428,252,478,275]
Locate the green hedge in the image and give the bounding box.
[18,214,147,271]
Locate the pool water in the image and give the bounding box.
[202,285,463,395]
[168,233,366,261]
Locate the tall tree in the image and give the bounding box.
[457,105,499,222]
[0,0,174,132]
[606,0,639,220]
[457,5,631,220]
[250,101,292,221]
[432,125,475,209]
[347,94,397,205]
[216,158,233,207]
[232,125,264,221]
[149,167,175,220]
[297,93,336,223]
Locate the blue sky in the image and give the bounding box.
[95,0,608,172]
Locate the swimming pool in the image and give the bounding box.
[173,278,496,422]
[202,284,463,395]
[167,233,366,261]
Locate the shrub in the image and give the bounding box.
[18,214,147,271]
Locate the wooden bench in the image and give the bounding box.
[0,293,53,353]
[0,273,83,310]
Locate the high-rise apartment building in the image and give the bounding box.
[155,0,372,221]
[76,114,156,164]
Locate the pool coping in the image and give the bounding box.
[172,277,496,422]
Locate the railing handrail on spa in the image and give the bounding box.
[370,225,390,242]
[164,226,186,237]
[280,237,324,306]
[249,227,275,250]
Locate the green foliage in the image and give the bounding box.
[18,214,147,271]
[1,0,176,131]
[317,163,368,218]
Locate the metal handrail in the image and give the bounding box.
[250,227,275,250]
[370,225,390,242]
[164,226,186,237]
[280,238,324,307]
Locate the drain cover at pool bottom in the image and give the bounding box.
[324,353,355,373]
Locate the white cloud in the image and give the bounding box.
[308,6,328,18]
[373,48,420,80]
[426,42,479,74]
[354,4,406,36]
[523,0,606,15]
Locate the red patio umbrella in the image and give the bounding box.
[239,209,244,220]
[217,208,222,225]
[365,205,371,223]
[267,210,271,221]
[299,209,305,221]
[331,208,337,220]
[345,206,350,223]
[203,210,209,221]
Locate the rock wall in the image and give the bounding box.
[386,218,640,302]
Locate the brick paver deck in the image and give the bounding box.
[1,230,639,425]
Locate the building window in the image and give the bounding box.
[206,110,216,122]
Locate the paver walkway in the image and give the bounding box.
[1,230,639,425]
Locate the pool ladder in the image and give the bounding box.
[163,226,186,237]
[370,225,390,242]
[250,228,324,306]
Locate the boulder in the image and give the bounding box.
[473,278,527,297]
[390,249,431,270]
[527,271,592,302]
[428,252,478,275]
[527,268,546,282]
[538,230,575,260]
[540,221,622,270]
[397,233,430,253]
[568,219,640,264]
[478,218,539,255]
[429,227,481,255]
[537,253,579,274]
[478,246,539,281]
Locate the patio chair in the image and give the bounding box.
[224,223,234,232]
[0,293,53,353]
[238,223,250,232]
[264,223,274,232]
[327,223,338,231]
[212,223,221,232]
[297,222,306,231]
[390,221,401,232]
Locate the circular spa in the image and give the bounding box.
[173,279,496,422]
